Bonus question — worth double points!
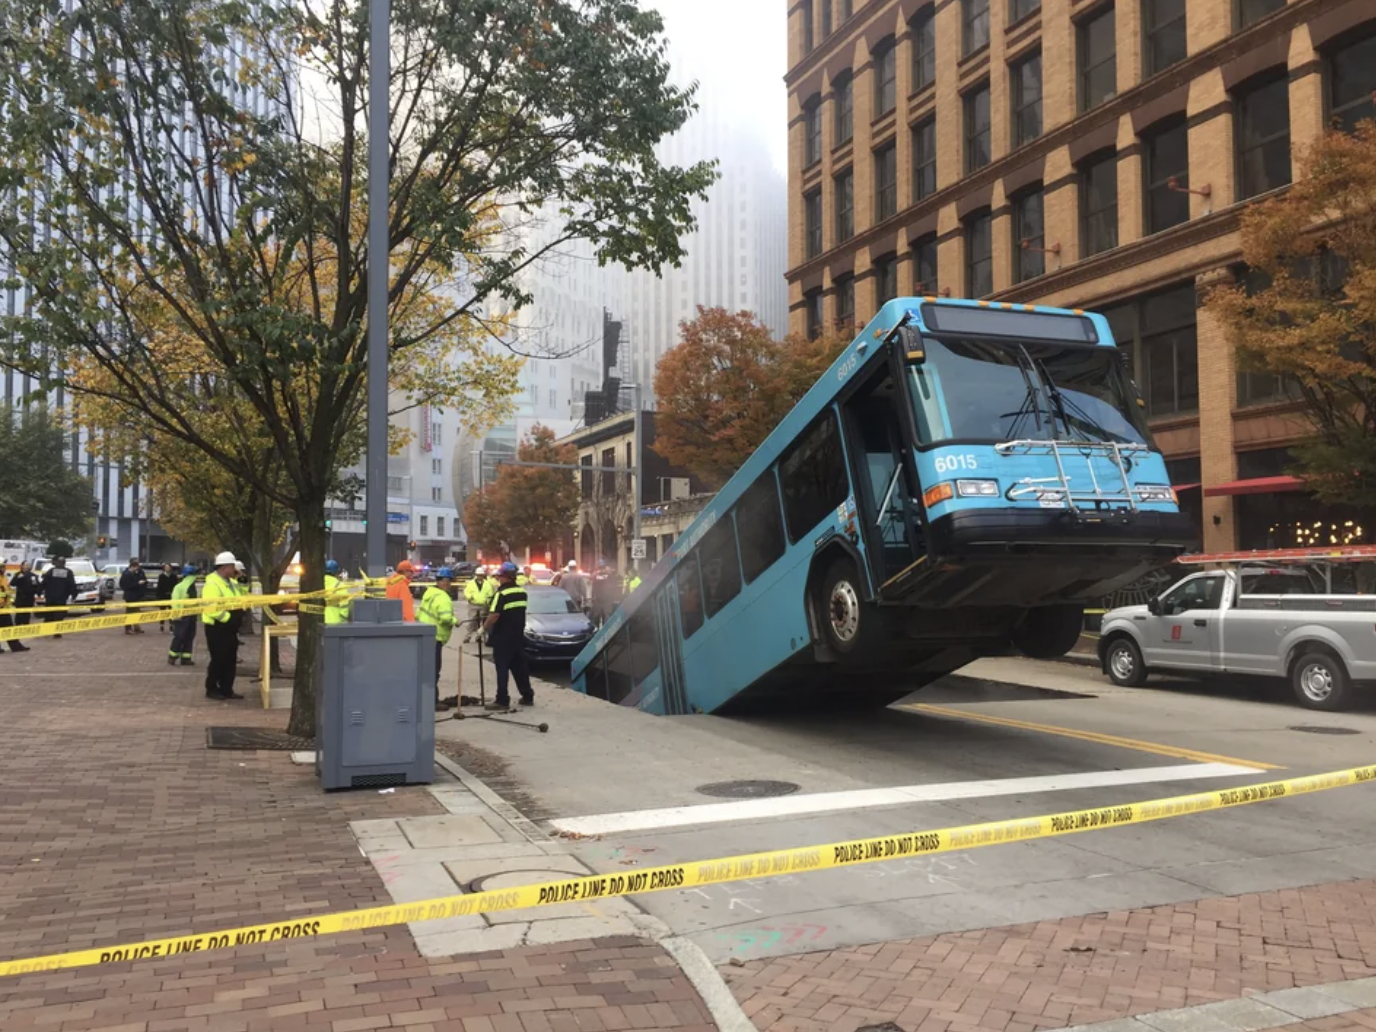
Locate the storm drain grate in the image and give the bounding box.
[696,779,800,799]
[1288,725,1361,735]
[206,727,316,751]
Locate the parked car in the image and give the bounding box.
[32,558,104,611]
[98,563,123,602]
[521,585,595,661]
[1098,563,1376,711]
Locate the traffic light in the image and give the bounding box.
[97,535,107,548]
[408,540,417,550]
[325,519,332,529]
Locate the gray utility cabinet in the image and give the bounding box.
[316,598,435,791]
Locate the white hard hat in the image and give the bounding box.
[475,565,487,575]
[566,560,577,569]
[214,551,238,566]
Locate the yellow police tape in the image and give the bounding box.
[0,588,334,643]
[0,764,1370,978]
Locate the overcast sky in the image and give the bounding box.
[647,0,789,177]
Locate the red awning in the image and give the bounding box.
[1203,475,1305,497]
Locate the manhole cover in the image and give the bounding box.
[1288,725,1361,735]
[207,727,316,751]
[696,780,800,799]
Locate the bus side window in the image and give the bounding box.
[583,650,609,701]
[737,471,785,583]
[779,410,849,543]
[604,627,634,704]
[629,604,659,685]
[677,553,705,638]
[699,518,742,618]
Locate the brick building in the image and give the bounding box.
[785,0,1375,551]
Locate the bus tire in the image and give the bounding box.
[1290,649,1352,711]
[1010,604,1084,660]
[815,558,885,659]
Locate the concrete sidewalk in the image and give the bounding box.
[0,627,722,1032]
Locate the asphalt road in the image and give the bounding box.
[435,656,1376,964]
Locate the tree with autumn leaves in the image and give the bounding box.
[653,308,852,489]
[0,0,713,735]
[1207,121,1376,511]
[463,426,581,560]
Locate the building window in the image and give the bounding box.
[432,486,442,501]
[835,169,854,240]
[1103,283,1198,417]
[1009,0,1040,22]
[913,234,939,295]
[420,515,428,535]
[805,189,822,258]
[1235,73,1291,200]
[430,420,442,445]
[805,290,823,340]
[834,72,853,143]
[835,276,855,327]
[1237,368,1301,407]
[965,211,993,297]
[1328,30,1376,133]
[802,0,814,53]
[1143,0,1186,76]
[821,0,832,38]
[963,0,990,57]
[601,447,615,496]
[874,144,897,221]
[549,388,556,408]
[912,7,936,91]
[804,97,822,165]
[1080,149,1118,256]
[964,83,991,172]
[431,458,442,474]
[1013,188,1045,283]
[1144,116,1190,233]
[437,516,445,537]
[875,254,898,304]
[1078,5,1117,112]
[1238,0,1284,29]
[874,39,897,116]
[912,118,937,200]
[1011,50,1042,146]
[580,454,593,499]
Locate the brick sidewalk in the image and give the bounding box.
[722,880,1376,1032]
[0,629,717,1031]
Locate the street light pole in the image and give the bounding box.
[364,0,390,578]
[631,384,642,571]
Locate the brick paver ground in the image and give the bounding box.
[0,627,717,1031]
[722,881,1376,1032]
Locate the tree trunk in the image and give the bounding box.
[287,503,327,739]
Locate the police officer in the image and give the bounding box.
[418,566,456,712]
[40,557,76,639]
[482,562,534,710]
[10,561,38,629]
[323,559,351,625]
[201,551,244,700]
[0,567,31,652]
[168,564,199,665]
[119,557,149,635]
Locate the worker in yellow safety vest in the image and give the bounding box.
[323,559,352,625]
[462,565,491,642]
[417,567,457,712]
[201,551,244,700]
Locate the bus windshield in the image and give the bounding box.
[908,336,1149,447]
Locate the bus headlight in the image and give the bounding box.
[955,479,1000,498]
[1135,485,1175,502]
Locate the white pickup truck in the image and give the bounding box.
[1098,565,1376,710]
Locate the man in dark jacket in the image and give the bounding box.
[9,561,38,628]
[119,558,150,635]
[40,558,76,639]
[155,563,176,630]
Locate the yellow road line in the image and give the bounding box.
[899,702,1281,771]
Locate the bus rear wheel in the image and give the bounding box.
[1010,604,1084,660]
[815,558,887,659]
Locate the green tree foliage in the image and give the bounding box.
[0,0,714,735]
[1207,123,1376,510]
[0,408,93,542]
[653,308,852,488]
[46,540,75,559]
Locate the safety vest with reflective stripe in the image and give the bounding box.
[324,574,351,625]
[417,585,456,644]
[171,575,197,610]
[463,578,489,606]
[200,573,237,624]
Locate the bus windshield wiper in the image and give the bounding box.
[1002,348,1044,439]
[1032,357,1131,445]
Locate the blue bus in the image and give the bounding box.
[571,297,1193,714]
